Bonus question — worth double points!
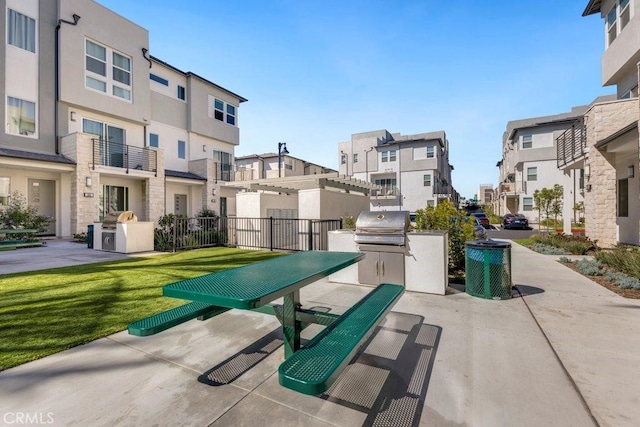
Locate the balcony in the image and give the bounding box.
[214,163,255,182]
[371,185,400,198]
[433,183,451,197]
[92,139,157,175]
[499,181,525,196]
[556,119,586,169]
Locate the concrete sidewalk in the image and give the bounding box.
[0,241,638,426]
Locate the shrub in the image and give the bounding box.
[0,191,53,233]
[595,246,640,279]
[558,256,572,263]
[530,243,568,255]
[574,259,603,276]
[531,233,597,255]
[154,213,188,252]
[414,200,475,272]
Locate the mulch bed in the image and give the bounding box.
[560,261,640,299]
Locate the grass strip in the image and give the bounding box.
[0,247,281,371]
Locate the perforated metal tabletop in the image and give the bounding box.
[163,251,364,309]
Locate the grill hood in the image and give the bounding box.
[354,211,410,245]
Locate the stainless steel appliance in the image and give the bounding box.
[354,211,410,285]
[101,211,138,252]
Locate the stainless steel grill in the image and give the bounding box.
[354,211,410,246]
[102,211,138,230]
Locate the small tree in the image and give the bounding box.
[414,200,476,272]
[533,185,563,232]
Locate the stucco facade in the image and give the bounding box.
[0,0,246,236]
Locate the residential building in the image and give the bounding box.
[1,0,246,236]
[478,184,494,205]
[338,130,458,213]
[560,0,640,247]
[234,152,335,180]
[496,105,593,226]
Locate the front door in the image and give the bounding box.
[175,194,187,216]
[28,179,55,235]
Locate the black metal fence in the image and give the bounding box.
[160,216,343,252]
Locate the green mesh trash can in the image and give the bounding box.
[465,240,512,300]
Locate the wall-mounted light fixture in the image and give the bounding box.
[211,188,216,196]
[70,111,76,122]
[85,177,92,187]
[629,165,635,178]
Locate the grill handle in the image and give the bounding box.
[375,260,379,276]
[381,261,385,277]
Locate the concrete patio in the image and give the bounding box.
[0,241,638,426]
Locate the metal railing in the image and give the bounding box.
[499,181,526,194]
[557,119,586,168]
[213,163,254,182]
[371,185,400,197]
[92,139,157,175]
[161,216,343,252]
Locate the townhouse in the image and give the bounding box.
[1,0,246,237]
[558,0,640,247]
[234,152,335,181]
[338,130,459,213]
[496,105,598,228]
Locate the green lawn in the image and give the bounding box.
[0,247,281,371]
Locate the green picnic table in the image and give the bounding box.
[128,251,404,395]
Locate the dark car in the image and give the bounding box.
[471,212,490,229]
[503,214,529,229]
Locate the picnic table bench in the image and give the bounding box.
[128,251,404,395]
[0,229,44,250]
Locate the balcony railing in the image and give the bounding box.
[557,118,586,169]
[433,183,451,197]
[499,181,525,194]
[371,185,400,197]
[214,163,255,182]
[92,139,157,175]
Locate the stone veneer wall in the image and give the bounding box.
[584,99,640,248]
[145,151,165,223]
[60,133,100,234]
[189,158,218,212]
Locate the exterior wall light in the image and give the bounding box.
[86,177,92,187]
[629,165,635,178]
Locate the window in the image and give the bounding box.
[427,200,435,207]
[527,167,537,181]
[353,153,358,163]
[618,178,629,217]
[150,74,168,86]
[149,133,159,148]
[226,104,235,125]
[177,85,185,100]
[382,150,396,162]
[423,174,431,186]
[523,197,533,211]
[607,0,632,46]
[285,160,293,170]
[214,99,224,121]
[178,140,186,159]
[0,177,10,206]
[522,135,532,149]
[83,119,126,167]
[427,146,435,158]
[7,9,36,53]
[341,154,347,165]
[6,97,36,136]
[85,39,132,101]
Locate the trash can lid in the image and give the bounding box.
[466,239,511,249]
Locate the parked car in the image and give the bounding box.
[473,217,487,239]
[503,214,529,229]
[470,212,490,229]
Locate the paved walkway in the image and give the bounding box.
[0,240,638,426]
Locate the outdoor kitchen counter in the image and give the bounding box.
[93,222,154,253]
[327,229,449,295]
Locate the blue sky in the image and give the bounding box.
[99,0,612,199]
